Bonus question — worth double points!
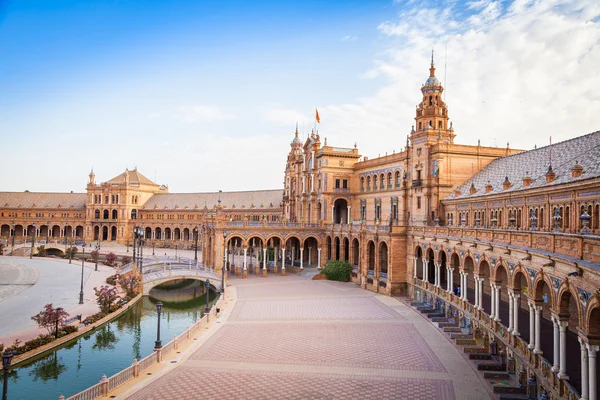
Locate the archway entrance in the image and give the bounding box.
[333,198,348,224]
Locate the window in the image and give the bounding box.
[417,170,421,181]
[335,179,340,189]
[342,180,348,189]
[361,206,366,220]
[438,121,442,129]
[417,197,421,209]
[393,205,398,220]
[105,195,109,204]
[376,205,381,220]
[131,209,137,219]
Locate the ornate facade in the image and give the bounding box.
[1,57,599,399]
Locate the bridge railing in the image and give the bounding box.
[65,294,223,400]
[120,256,200,275]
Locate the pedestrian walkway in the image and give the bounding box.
[122,274,493,399]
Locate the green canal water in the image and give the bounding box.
[4,291,218,400]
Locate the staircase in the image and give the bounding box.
[407,301,528,399]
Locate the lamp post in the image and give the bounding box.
[68,226,73,264]
[194,227,199,265]
[132,227,137,262]
[10,224,15,256]
[222,232,227,294]
[126,240,129,253]
[2,350,15,400]
[155,302,163,349]
[152,241,155,256]
[94,243,100,272]
[55,307,63,339]
[79,244,86,304]
[204,279,210,313]
[30,224,35,259]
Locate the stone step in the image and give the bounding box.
[415,305,432,311]
[477,363,506,372]
[450,333,473,340]
[438,322,458,328]
[456,339,477,346]
[421,309,439,314]
[443,327,463,333]
[493,385,527,395]
[410,302,425,307]
[484,371,511,380]
[430,316,447,322]
[498,394,529,400]
[468,353,493,360]
[463,346,488,354]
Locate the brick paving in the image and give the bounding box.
[126,275,492,400]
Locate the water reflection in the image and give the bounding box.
[7,285,218,400]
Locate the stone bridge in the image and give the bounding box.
[129,263,222,295]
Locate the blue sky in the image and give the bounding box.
[1,0,599,192]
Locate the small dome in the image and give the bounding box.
[424,76,441,87]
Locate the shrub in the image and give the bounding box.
[106,275,117,285]
[36,245,47,257]
[105,252,117,267]
[121,255,132,265]
[65,246,77,259]
[82,312,107,326]
[320,260,352,282]
[119,274,140,298]
[60,325,78,335]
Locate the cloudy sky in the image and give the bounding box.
[1,0,599,193]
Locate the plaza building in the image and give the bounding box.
[1,58,599,399]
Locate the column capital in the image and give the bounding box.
[578,336,588,346]
[586,343,599,355]
[558,320,569,329]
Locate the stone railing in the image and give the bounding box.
[410,280,580,400]
[63,294,223,400]
[412,226,600,265]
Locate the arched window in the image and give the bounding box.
[103,210,109,220]
[131,209,137,219]
[367,176,371,190]
[373,175,378,190]
[95,209,100,219]
[418,122,422,130]
[112,209,118,220]
[395,171,401,187]
[387,173,392,188]
[438,121,442,129]
[361,177,365,191]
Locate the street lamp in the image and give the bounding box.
[68,226,73,264]
[10,224,15,257]
[94,243,100,272]
[155,302,163,349]
[2,350,15,400]
[30,224,36,259]
[79,244,86,304]
[152,240,155,256]
[193,227,199,265]
[55,307,63,339]
[222,232,227,294]
[204,279,210,313]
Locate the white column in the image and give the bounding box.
[512,294,520,336]
[299,248,304,269]
[478,278,484,310]
[262,248,267,270]
[580,337,590,400]
[494,285,501,322]
[489,283,496,318]
[449,268,454,293]
[331,206,335,223]
[508,292,514,332]
[534,305,543,354]
[528,303,536,349]
[587,344,598,400]
[422,260,427,282]
[311,174,315,192]
[243,248,247,271]
[460,273,466,300]
[317,248,321,269]
[347,206,351,224]
[308,247,312,266]
[281,248,285,271]
[474,277,479,307]
[414,258,418,278]
[433,263,439,286]
[558,321,569,379]
[551,317,560,372]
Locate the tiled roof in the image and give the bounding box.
[445,131,600,200]
[142,189,283,210]
[106,168,157,186]
[0,192,86,209]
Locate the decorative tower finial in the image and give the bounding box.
[430,49,435,77]
[295,122,298,136]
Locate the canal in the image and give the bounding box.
[5,286,218,400]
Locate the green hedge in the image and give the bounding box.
[321,260,352,282]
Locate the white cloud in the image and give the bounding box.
[342,35,358,41]
[322,0,600,158]
[174,105,235,122]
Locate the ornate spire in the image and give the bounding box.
[430,49,435,77]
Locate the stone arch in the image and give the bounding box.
[367,240,375,273]
[532,273,556,310]
[586,299,600,338]
[414,244,425,256]
[265,234,285,246]
[334,236,341,260]
[325,236,332,261]
[557,283,583,327]
[479,259,492,314]
[351,238,360,267]
[426,247,435,284]
[379,241,389,275]
[302,235,320,248]
[510,265,531,293]
[343,237,350,261]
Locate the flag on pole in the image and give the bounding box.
[315,108,321,124]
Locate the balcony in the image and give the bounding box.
[412,179,422,187]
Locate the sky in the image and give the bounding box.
[0,0,599,193]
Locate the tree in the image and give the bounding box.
[36,245,46,257]
[93,285,120,313]
[90,249,99,264]
[65,246,77,259]
[121,255,132,265]
[31,304,70,337]
[119,274,140,298]
[105,252,117,267]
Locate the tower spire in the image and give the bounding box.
[430,49,436,77]
[295,122,299,137]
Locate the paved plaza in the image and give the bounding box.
[125,275,493,400]
[0,257,113,343]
